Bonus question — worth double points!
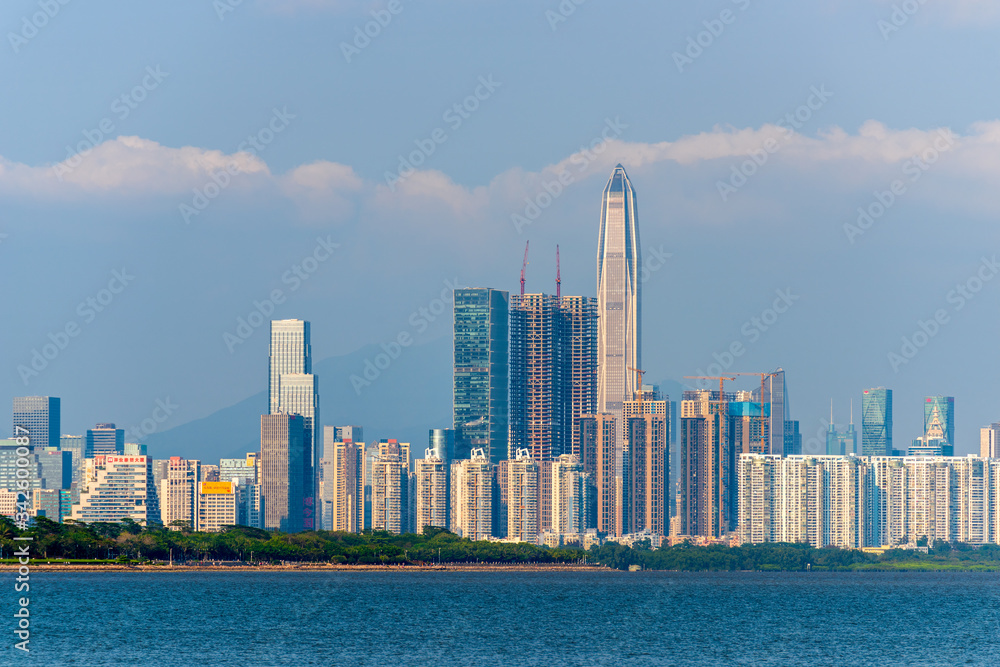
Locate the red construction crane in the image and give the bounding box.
[556,245,561,298]
[627,366,645,402]
[520,241,529,296]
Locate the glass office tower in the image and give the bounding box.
[453,287,509,464]
[12,396,60,449]
[924,396,955,447]
[862,387,893,456]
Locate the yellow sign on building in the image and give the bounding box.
[200,482,234,494]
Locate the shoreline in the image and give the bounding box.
[0,563,615,573]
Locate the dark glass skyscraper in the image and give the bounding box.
[862,387,893,456]
[453,287,509,464]
[12,396,60,449]
[86,423,124,457]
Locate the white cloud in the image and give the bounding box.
[3,120,1000,222]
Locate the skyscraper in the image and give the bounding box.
[924,396,955,447]
[450,449,494,540]
[269,319,319,529]
[260,413,305,532]
[578,413,619,537]
[12,396,60,449]
[86,424,124,457]
[371,442,407,534]
[862,388,893,456]
[268,319,311,414]
[325,435,363,533]
[509,293,598,462]
[678,390,735,538]
[73,454,156,525]
[414,451,449,533]
[277,372,319,527]
[160,457,200,531]
[596,164,641,443]
[625,389,669,536]
[453,288,509,463]
[505,449,539,544]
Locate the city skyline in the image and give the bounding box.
[6,5,1000,462]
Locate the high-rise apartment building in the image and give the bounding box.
[160,457,200,531]
[505,449,539,544]
[73,454,156,524]
[450,449,493,540]
[260,413,305,532]
[578,413,619,537]
[626,390,669,536]
[862,388,893,456]
[550,454,588,537]
[561,296,599,458]
[371,441,407,534]
[678,390,735,538]
[738,454,866,549]
[12,396,60,449]
[413,451,449,533]
[453,288,509,463]
[325,436,363,533]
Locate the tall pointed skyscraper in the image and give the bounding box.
[596,164,641,442]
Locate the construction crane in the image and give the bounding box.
[556,245,561,298]
[733,371,780,453]
[627,366,646,402]
[520,241,529,296]
[683,376,736,400]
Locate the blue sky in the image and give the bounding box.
[3,0,1000,454]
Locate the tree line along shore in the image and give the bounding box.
[4,516,1000,572]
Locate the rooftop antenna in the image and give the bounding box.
[850,398,854,425]
[556,245,561,298]
[830,399,833,426]
[520,241,529,296]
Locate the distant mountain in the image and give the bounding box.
[143,337,452,462]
